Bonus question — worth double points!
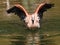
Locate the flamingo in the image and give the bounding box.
[7,2,54,29]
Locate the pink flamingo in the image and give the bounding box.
[7,2,54,29]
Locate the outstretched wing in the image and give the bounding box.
[7,4,28,20]
[35,3,54,19]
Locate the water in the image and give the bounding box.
[25,32,40,45]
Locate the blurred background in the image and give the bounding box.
[0,0,60,45]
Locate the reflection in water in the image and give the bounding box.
[25,32,40,45]
[10,31,40,45]
[10,31,56,45]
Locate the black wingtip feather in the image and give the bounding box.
[38,3,54,19]
[44,3,54,9]
[41,3,54,12]
[6,6,26,20]
[6,6,17,13]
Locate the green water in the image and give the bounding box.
[0,0,60,45]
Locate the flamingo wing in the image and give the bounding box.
[7,4,28,20]
[35,3,54,19]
